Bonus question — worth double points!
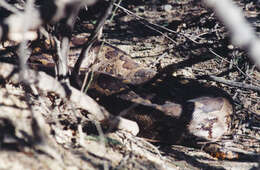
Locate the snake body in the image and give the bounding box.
[29,37,233,145]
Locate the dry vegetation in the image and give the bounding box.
[0,0,259,169]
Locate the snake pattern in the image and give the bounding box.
[28,36,235,159]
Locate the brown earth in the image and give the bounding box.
[0,0,259,169]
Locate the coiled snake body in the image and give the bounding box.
[30,37,234,157]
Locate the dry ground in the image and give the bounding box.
[0,0,260,169]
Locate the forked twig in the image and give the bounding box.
[71,0,116,88]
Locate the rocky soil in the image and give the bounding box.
[0,0,259,169]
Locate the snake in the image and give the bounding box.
[28,35,235,159]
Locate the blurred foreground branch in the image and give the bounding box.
[0,0,97,42]
[0,62,108,121]
[0,62,139,135]
[204,0,260,69]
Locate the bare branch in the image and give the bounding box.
[0,62,109,121]
[0,1,20,14]
[0,0,98,42]
[71,0,116,88]
[204,0,260,68]
[198,75,260,93]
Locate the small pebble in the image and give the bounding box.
[163,4,172,12]
[228,44,234,50]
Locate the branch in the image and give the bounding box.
[198,75,260,93]
[0,0,98,42]
[0,62,108,121]
[204,0,260,69]
[71,0,116,88]
[0,62,139,134]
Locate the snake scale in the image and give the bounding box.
[29,35,234,158]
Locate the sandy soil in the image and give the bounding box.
[0,0,259,169]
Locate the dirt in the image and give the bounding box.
[0,0,260,169]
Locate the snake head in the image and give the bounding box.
[187,97,233,141]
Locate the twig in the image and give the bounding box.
[0,62,140,135]
[71,0,116,88]
[55,1,83,84]
[53,36,61,79]
[0,0,97,41]
[208,48,260,85]
[204,0,260,69]
[113,3,177,34]
[16,0,35,84]
[150,52,167,69]
[80,0,123,92]
[198,75,260,93]
[113,3,177,44]
[58,36,70,83]
[115,1,241,80]
[0,1,21,14]
[114,3,212,45]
